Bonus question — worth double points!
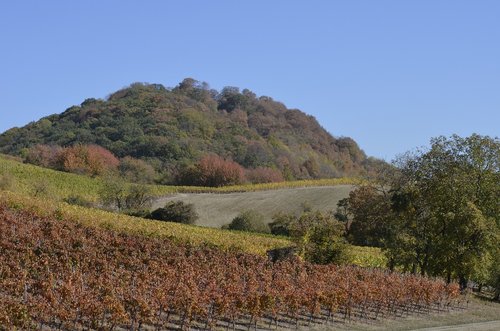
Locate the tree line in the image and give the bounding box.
[336,134,499,297]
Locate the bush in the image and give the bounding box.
[57,144,119,177]
[149,201,198,225]
[268,212,294,236]
[98,177,153,212]
[124,184,154,211]
[25,144,62,168]
[119,156,157,184]
[270,209,349,265]
[225,210,270,234]
[177,154,245,187]
[63,195,94,208]
[0,173,15,191]
[31,179,52,198]
[246,167,284,184]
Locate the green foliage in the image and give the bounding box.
[289,210,350,265]
[119,156,157,183]
[489,245,500,301]
[392,135,498,284]
[270,209,349,265]
[347,134,499,289]
[268,212,294,236]
[336,186,390,247]
[0,79,377,181]
[149,201,198,225]
[225,210,270,234]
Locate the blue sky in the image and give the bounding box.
[1,1,499,161]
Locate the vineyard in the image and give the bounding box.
[0,203,461,330]
[0,191,290,256]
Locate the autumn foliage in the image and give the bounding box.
[178,154,245,187]
[57,144,119,176]
[25,144,119,177]
[0,203,461,330]
[25,144,62,168]
[246,166,284,184]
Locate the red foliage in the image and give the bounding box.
[179,154,245,187]
[57,144,119,176]
[246,167,284,184]
[0,204,462,330]
[24,144,119,177]
[25,144,62,168]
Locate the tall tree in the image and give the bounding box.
[387,134,499,288]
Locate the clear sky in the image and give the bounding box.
[1,1,499,161]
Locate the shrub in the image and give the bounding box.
[0,173,15,191]
[31,179,52,198]
[63,195,94,208]
[246,167,284,184]
[177,154,245,187]
[25,144,62,168]
[225,210,270,234]
[57,144,119,176]
[124,184,154,211]
[268,212,294,236]
[271,209,349,265]
[149,201,198,225]
[98,177,153,212]
[119,156,157,184]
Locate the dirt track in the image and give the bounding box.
[412,320,500,331]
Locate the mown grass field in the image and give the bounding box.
[154,185,354,228]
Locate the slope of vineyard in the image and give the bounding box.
[0,190,290,255]
[0,190,385,267]
[0,203,461,330]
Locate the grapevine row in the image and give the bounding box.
[0,204,460,330]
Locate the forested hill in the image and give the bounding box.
[0,79,380,181]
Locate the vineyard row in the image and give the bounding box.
[0,204,460,330]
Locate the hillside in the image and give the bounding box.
[0,154,358,201]
[0,155,384,266]
[0,79,382,183]
[154,185,353,228]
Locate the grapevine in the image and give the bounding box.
[0,203,461,330]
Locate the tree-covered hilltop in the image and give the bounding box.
[0,79,380,183]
